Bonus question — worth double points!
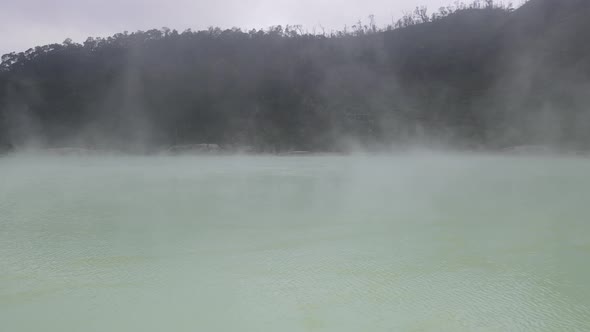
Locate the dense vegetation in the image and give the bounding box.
[1,0,589,153]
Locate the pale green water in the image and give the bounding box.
[1,154,590,331]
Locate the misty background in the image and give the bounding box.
[1,0,589,153]
[3,2,590,330]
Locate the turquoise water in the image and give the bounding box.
[1,154,589,331]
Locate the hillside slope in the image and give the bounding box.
[1,0,589,152]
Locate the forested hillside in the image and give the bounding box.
[1,0,589,153]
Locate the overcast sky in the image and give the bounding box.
[1,0,452,55]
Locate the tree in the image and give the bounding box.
[0,0,587,152]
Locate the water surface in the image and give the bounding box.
[1,154,589,331]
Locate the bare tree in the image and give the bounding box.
[369,15,377,33]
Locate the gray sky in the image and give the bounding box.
[1,0,451,55]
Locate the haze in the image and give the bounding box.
[2,0,590,330]
[0,0,454,55]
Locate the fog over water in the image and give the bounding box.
[1,153,590,331]
[2,0,589,330]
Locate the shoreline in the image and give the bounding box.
[1,145,589,158]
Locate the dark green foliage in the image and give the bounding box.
[1,0,589,152]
